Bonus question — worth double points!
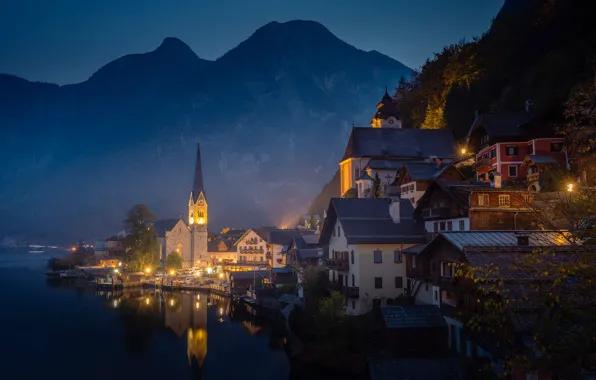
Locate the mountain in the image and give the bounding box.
[0,20,412,244]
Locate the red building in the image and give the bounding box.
[474,138,566,182]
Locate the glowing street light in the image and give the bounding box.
[145,267,151,274]
[461,148,466,155]
[567,183,574,192]
[169,270,175,276]
[113,269,119,274]
[218,273,224,279]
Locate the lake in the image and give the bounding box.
[0,249,292,380]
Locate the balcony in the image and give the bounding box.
[327,282,359,298]
[527,172,539,183]
[240,247,264,254]
[421,207,451,220]
[325,258,350,271]
[473,158,493,171]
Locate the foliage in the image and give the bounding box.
[165,251,183,270]
[394,1,596,139]
[342,188,358,198]
[458,187,596,377]
[315,291,346,340]
[556,76,596,161]
[301,265,329,310]
[122,204,159,272]
[371,172,382,199]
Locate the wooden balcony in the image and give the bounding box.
[327,282,359,298]
[325,258,350,271]
[240,248,264,254]
[473,158,493,171]
[421,207,451,220]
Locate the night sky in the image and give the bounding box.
[1,0,503,84]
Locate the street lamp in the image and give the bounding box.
[145,267,151,274]
[567,183,574,192]
[169,270,175,276]
[461,148,466,155]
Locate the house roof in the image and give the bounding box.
[414,179,491,217]
[380,305,447,329]
[230,270,270,280]
[364,159,408,171]
[466,112,530,142]
[207,238,236,253]
[439,230,572,250]
[341,127,456,162]
[296,248,321,261]
[301,234,320,245]
[320,198,427,245]
[522,155,558,166]
[269,229,314,246]
[153,218,184,236]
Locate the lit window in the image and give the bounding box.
[373,250,382,263]
[478,194,489,207]
[498,195,510,208]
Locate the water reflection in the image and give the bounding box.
[97,289,241,378]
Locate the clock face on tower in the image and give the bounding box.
[198,200,204,206]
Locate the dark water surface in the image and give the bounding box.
[0,249,291,380]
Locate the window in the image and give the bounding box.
[337,225,341,237]
[350,250,354,264]
[527,144,533,154]
[373,250,382,263]
[434,290,438,301]
[508,165,517,177]
[550,142,563,152]
[198,210,204,217]
[395,276,403,288]
[352,300,355,310]
[505,146,518,156]
[393,251,402,263]
[355,167,360,180]
[260,256,263,261]
[523,194,533,205]
[498,194,510,208]
[447,221,453,231]
[412,256,417,269]
[490,149,496,158]
[433,222,439,232]
[459,220,465,231]
[352,274,355,287]
[440,221,446,231]
[374,277,383,289]
[478,194,489,207]
[425,284,429,291]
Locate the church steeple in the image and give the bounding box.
[189,141,208,227]
[192,141,205,202]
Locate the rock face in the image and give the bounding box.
[0,20,412,243]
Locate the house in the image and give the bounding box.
[287,234,322,267]
[105,237,125,257]
[229,270,271,295]
[339,127,456,197]
[465,110,532,154]
[404,231,582,377]
[234,227,274,264]
[154,218,192,266]
[207,238,237,265]
[414,179,535,233]
[268,229,315,269]
[397,162,464,206]
[319,197,426,315]
[473,138,566,183]
[522,154,567,192]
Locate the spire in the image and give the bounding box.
[385,85,389,97]
[192,141,205,202]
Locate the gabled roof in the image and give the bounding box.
[414,179,490,217]
[191,141,206,202]
[320,198,426,245]
[341,127,456,162]
[381,305,446,329]
[364,159,408,171]
[466,112,530,142]
[153,218,185,236]
[438,230,572,250]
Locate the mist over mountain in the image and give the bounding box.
[0,20,412,244]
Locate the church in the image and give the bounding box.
[155,142,209,268]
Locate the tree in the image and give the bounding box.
[122,204,159,272]
[165,251,183,270]
[315,291,347,340]
[301,265,329,311]
[342,188,358,198]
[372,173,382,199]
[460,187,596,377]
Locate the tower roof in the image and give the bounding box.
[192,141,205,202]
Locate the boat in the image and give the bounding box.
[59,270,81,279]
[28,245,44,253]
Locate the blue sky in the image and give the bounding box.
[0,0,503,84]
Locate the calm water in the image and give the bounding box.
[0,249,291,380]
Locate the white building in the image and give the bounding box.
[268,229,315,269]
[233,228,274,264]
[319,197,427,316]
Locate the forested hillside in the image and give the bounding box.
[395,0,596,140]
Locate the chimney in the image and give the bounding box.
[493,172,502,189]
[389,197,401,223]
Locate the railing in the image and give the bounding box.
[325,258,350,271]
[328,282,359,298]
[473,158,493,171]
[527,172,539,183]
[240,248,265,254]
[421,207,451,219]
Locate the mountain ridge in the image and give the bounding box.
[0,20,413,244]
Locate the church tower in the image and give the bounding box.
[370,87,403,129]
[188,141,208,268]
